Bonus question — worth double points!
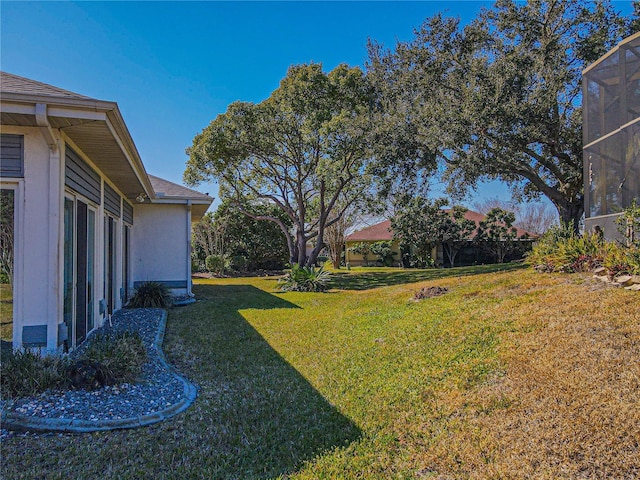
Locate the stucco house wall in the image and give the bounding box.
[132,203,191,295]
[2,125,60,350]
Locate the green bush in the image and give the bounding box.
[191,255,204,273]
[278,264,330,292]
[528,221,640,277]
[616,199,640,247]
[79,331,146,386]
[0,349,70,398]
[527,224,604,273]
[128,281,172,308]
[371,241,396,266]
[205,254,229,275]
[0,331,147,398]
[230,255,248,272]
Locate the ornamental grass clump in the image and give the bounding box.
[0,349,70,399]
[0,331,147,397]
[128,281,172,308]
[78,331,146,387]
[278,264,330,292]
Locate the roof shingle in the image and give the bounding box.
[148,175,213,201]
[1,71,93,100]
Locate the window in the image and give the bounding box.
[0,188,15,345]
[0,134,24,178]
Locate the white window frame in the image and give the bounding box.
[0,181,23,348]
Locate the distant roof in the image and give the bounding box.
[346,220,393,241]
[148,175,213,201]
[345,209,535,242]
[0,71,93,100]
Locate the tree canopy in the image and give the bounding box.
[367,0,633,231]
[476,207,520,263]
[185,63,374,266]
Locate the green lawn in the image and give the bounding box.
[0,283,12,347]
[2,265,638,479]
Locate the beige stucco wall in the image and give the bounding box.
[345,240,402,267]
[131,203,190,294]
[1,126,60,350]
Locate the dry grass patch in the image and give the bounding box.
[411,274,640,479]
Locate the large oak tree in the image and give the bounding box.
[367,0,633,231]
[185,63,373,266]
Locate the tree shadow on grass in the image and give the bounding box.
[328,262,527,291]
[166,284,361,479]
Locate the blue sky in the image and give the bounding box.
[1,1,634,213]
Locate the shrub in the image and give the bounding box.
[128,281,172,308]
[230,254,248,272]
[78,331,146,386]
[191,255,204,273]
[616,199,640,247]
[409,254,435,268]
[370,241,396,266]
[205,254,229,275]
[527,224,604,273]
[528,222,640,277]
[1,331,147,398]
[0,349,70,398]
[278,264,330,292]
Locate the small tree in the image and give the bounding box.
[370,241,396,266]
[391,196,449,268]
[476,208,519,263]
[441,206,476,268]
[324,203,360,269]
[214,200,290,271]
[192,212,225,271]
[474,197,555,235]
[185,63,374,267]
[616,200,640,247]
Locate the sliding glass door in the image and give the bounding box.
[63,195,96,351]
[104,215,116,316]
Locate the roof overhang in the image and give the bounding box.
[1,92,155,201]
[150,197,211,222]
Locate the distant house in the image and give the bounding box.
[345,210,534,267]
[583,32,640,239]
[344,220,402,266]
[0,72,212,352]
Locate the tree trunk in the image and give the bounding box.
[554,198,584,234]
[296,231,307,266]
[444,243,458,268]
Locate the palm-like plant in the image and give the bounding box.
[278,264,330,292]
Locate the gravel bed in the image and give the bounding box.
[1,308,187,437]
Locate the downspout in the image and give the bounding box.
[186,200,193,297]
[36,103,62,352]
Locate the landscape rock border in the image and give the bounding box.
[592,268,640,291]
[0,311,197,433]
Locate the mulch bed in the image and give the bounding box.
[413,286,449,300]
